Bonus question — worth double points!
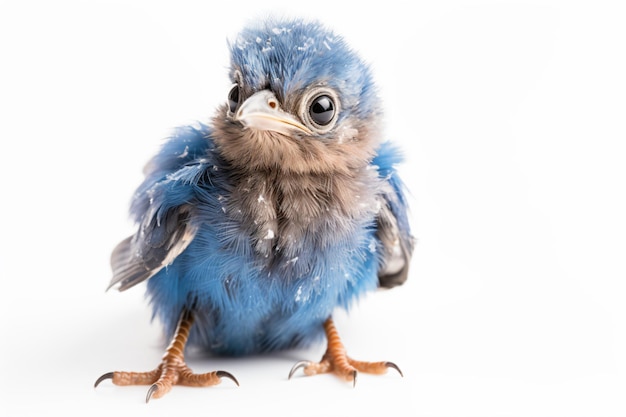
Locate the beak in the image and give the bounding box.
[235,90,312,135]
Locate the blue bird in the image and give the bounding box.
[95,18,413,401]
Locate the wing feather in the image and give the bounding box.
[376,197,413,288]
[108,206,196,291]
[373,143,414,288]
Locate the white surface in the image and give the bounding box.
[1,1,625,416]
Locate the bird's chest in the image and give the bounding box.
[222,171,366,263]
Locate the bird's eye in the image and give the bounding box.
[309,95,335,126]
[228,85,240,114]
[300,87,340,134]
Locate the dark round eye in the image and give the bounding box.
[309,95,335,126]
[228,85,240,113]
[299,88,340,134]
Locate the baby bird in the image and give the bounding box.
[95,18,413,402]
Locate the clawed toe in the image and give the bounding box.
[384,361,403,377]
[288,361,312,380]
[288,318,403,386]
[94,365,237,402]
[94,308,238,401]
[94,372,114,388]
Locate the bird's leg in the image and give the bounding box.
[289,317,402,386]
[95,308,238,402]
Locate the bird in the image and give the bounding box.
[95,17,414,402]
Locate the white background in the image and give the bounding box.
[1,0,624,416]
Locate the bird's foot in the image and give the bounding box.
[288,318,403,386]
[95,308,238,402]
[289,355,402,387]
[95,359,238,402]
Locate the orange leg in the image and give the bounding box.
[288,317,402,386]
[95,308,238,402]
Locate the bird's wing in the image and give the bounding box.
[376,193,413,288]
[374,144,414,289]
[108,205,197,291]
[107,125,212,292]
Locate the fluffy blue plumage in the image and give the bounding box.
[107,18,413,359]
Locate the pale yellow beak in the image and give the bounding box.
[235,90,312,135]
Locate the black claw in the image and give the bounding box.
[385,361,404,377]
[94,372,114,388]
[216,370,240,386]
[352,370,358,388]
[145,384,158,403]
[288,360,310,380]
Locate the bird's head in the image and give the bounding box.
[212,18,383,175]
